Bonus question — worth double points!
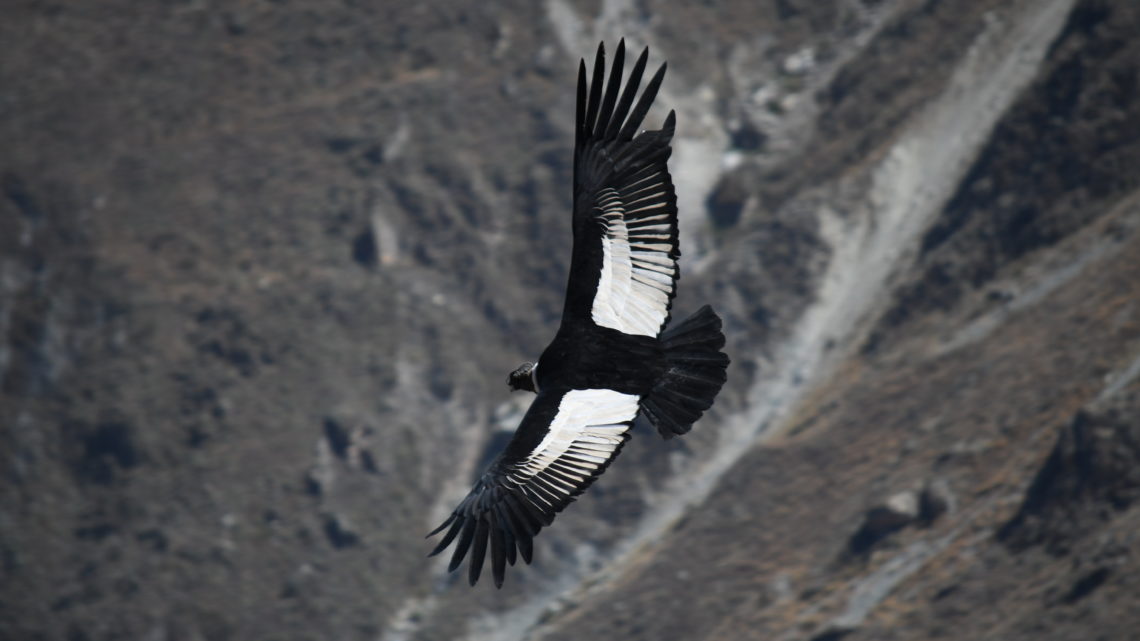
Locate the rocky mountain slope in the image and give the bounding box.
[3,1,1138,640]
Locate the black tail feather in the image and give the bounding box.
[642,305,729,439]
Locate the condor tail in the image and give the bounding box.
[642,305,729,439]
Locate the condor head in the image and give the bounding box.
[507,362,537,393]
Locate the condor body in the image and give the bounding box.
[428,40,729,588]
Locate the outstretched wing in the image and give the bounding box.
[427,388,640,587]
[562,40,680,338]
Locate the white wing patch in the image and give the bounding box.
[591,185,677,336]
[506,389,640,503]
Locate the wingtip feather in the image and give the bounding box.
[583,43,607,137]
[447,518,477,572]
[593,41,626,139]
[604,45,649,141]
[468,519,490,586]
[618,61,668,141]
[428,517,464,558]
[426,513,456,537]
[490,523,507,589]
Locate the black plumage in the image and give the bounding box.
[428,40,729,588]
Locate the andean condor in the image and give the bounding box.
[428,40,729,588]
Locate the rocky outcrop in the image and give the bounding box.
[1000,390,1140,554]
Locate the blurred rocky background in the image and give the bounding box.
[2,0,1139,640]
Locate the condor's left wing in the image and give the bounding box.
[427,387,639,587]
[560,40,681,338]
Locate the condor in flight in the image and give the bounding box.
[428,41,729,588]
